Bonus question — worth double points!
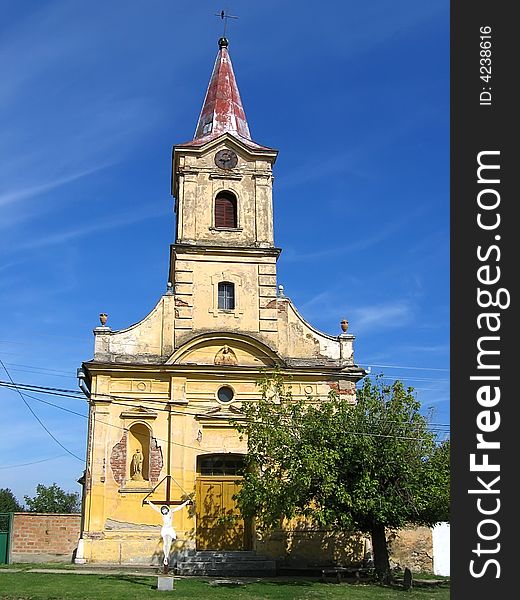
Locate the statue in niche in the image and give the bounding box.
[130,448,144,481]
[214,345,238,366]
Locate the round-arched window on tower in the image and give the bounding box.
[214,191,237,228]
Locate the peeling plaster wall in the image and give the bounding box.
[93,295,175,362]
[81,132,364,565]
[175,143,274,247]
[387,526,434,573]
[92,294,354,366]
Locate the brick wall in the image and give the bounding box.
[10,513,81,563]
[110,431,127,486]
[149,437,163,484]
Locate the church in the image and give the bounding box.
[77,37,366,568]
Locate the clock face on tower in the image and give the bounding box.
[215,149,238,170]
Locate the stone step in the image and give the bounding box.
[179,569,274,577]
[190,551,262,557]
[182,555,271,564]
[179,560,275,569]
[176,551,276,577]
[178,566,276,577]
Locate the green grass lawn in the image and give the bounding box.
[0,570,450,600]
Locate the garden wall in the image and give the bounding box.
[10,513,81,563]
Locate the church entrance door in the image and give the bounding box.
[195,454,251,551]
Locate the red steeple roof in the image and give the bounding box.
[193,37,251,142]
[177,38,272,152]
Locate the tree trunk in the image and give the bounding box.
[371,523,392,584]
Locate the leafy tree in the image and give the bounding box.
[0,488,24,512]
[235,374,450,583]
[24,483,80,513]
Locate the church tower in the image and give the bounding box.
[78,38,365,566]
[170,37,280,341]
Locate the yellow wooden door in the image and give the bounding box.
[196,476,249,550]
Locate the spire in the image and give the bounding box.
[193,37,251,143]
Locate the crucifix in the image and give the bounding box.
[141,405,193,574]
[143,475,193,574]
[214,9,239,38]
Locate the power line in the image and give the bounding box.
[362,362,449,372]
[2,384,219,460]
[1,381,451,437]
[0,455,69,470]
[1,362,74,376]
[19,393,89,420]
[0,383,88,404]
[1,369,452,444]
[0,360,84,463]
[1,357,451,380]
[0,366,75,380]
[19,390,216,455]
[0,379,450,432]
[0,378,452,413]
[11,382,449,447]
[4,368,76,381]
[368,374,449,383]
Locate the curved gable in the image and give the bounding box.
[166,332,282,367]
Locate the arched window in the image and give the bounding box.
[214,191,237,228]
[218,282,235,310]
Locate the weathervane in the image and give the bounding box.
[215,9,239,38]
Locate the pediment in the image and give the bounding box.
[166,333,280,368]
[174,132,277,159]
[119,407,158,420]
[195,405,247,427]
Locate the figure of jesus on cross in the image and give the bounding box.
[145,499,192,571]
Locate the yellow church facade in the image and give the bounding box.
[77,37,365,567]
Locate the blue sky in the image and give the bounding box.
[0,0,449,502]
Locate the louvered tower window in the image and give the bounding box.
[218,282,235,310]
[214,191,237,228]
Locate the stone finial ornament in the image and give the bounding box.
[99,313,108,326]
[340,319,349,333]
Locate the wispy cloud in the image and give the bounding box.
[396,343,450,355]
[276,103,437,192]
[0,3,162,230]
[6,205,170,254]
[0,165,111,208]
[299,291,335,314]
[245,1,447,80]
[297,290,415,334]
[423,395,450,408]
[284,216,415,263]
[283,200,429,263]
[350,300,415,332]
[283,231,387,263]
